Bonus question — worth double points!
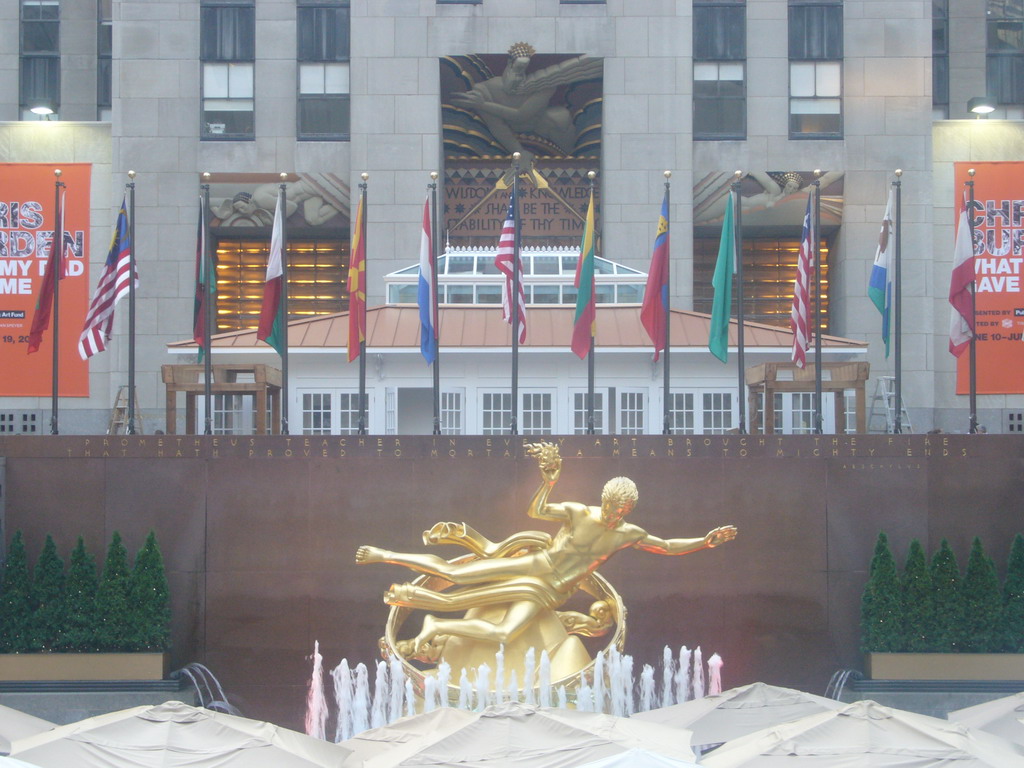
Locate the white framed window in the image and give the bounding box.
[521,391,553,435]
[302,392,332,434]
[789,392,815,434]
[702,391,734,434]
[618,391,645,435]
[668,392,695,434]
[297,389,367,435]
[572,390,605,434]
[441,391,463,435]
[481,392,512,435]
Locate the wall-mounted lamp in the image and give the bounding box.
[968,96,996,117]
[29,99,55,120]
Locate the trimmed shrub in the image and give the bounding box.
[94,532,133,651]
[128,531,171,652]
[61,537,99,651]
[861,532,902,652]
[29,535,65,651]
[961,537,1003,652]
[0,532,33,652]
[900,539,934,652]
[1001,533,1024,652]
[930,539,964,652]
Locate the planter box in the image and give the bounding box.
[866,652,1024,681]
[0,652,168,681]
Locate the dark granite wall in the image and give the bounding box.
[2,434,1020,730]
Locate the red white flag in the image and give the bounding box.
[79,197,134,359]
[949,193,975,357]
[27,190,67,355]
[790,191,813,368]
[494,191,526,343]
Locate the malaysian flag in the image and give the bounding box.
[79,197,134,359]
[494,190,526,343]
[790,191,813,368]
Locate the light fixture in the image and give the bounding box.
[29,99,55,119]
[968,96,996,116]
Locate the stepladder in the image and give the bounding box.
[868,376,912,433]
[108,386,143,434]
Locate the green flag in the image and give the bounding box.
[708,193,735,363]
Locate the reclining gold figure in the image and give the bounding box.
[357,442,736,682]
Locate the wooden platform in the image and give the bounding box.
[161,364,282,434]
[746,361,870,433]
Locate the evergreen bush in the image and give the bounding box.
[61,537,99,651]
[129,531,171,652]
[860,532,902,652]
[94,532,133,651]
[1001,533,1024,653]
[929,539,964,652]
[961,537,1003,652]
[0,532,33,652]
[29,535,65,651]
[900,539,934,652]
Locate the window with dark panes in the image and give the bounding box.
[98,0,112,119]
[21,0,59,119]
[297,0,350,139]
[693,0,746,140]
[789,0,842,138]
[200,0,255,139]
[987,0,1024,105]
[933,0,948,112]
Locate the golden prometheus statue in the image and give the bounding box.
[356,442,737,692]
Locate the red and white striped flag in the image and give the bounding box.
[494,190,526,343]
[790,191,813,368]
[949,192,975,357]
[79,197,134,359]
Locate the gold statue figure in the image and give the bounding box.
[356,443,737,685]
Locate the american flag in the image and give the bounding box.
[790,191,813,368]
[79,198,134,359]
[494,190,526,343]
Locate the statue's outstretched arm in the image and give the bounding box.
[525,442,567,521]
[635,525,737,555]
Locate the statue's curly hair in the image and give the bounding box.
[601,476,638,509]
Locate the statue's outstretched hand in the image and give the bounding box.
[704,525,738,549]
[526,442,562,482]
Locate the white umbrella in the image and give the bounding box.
[633,682,843,748]
[0,704,54,755]
[701,699,1024,767]
[574,746,698,767]
[948,691,1024,747]
[342,701,696,767]
[0,757,44,768]
[10,700,349,767]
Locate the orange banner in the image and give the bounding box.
[0,163,91,397]
[954,162,1024,394]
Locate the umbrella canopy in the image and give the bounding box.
[342,701,695,767]
[0,705,54,755]
[0,758,45,768]
[948,691,1024,747]
[701,699,1024,768]
[633,682,843,747]
[574,746,698,767]
[9,700,349,768]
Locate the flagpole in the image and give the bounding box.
[967,169,978,434]
[732,171,746,434]
[812,169,823,434]
[430,171,441,435]
[126,171,137,434]
[662,170,672,435]
[278,173,290,435]
[50,169,64,435]
[510,152,521,436]
[586,170,596,435]
[201,173,213,435]
[893,169,903,434]
[358,173,368,436]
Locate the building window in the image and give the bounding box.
[618,391,645,435]
[522,392,553,435]
[21,0,59,119]
[693,0,746,139]
[693,236,830,331]
[481,392,512,435]
[441,391,463,435]
[987,0,1024,105]
[703,392,734,434]
[933,0,949,115]
[97,0,111,120]
[302,392,332,434]
[573,391,605,434]
[789,0,842,138]
[668,392,695,434]
[213,237,346,333]
[298,1,350,139]
[201,0,255,139]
